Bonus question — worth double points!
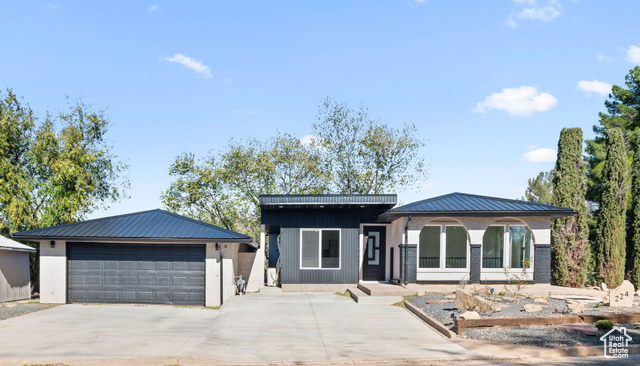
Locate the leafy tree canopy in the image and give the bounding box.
[523,171,553,204]
[0,90,128,235]
[585,66,640,201]
[163,98,428,240]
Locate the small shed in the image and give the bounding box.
[0,235,35,302]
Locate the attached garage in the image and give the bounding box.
[12,209,264,307]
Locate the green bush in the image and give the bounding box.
[595,320,614,330]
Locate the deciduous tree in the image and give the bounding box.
[312,97,426,194]
[523,171,553,204]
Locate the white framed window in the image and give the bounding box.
[482,224,532,269]
[418,224,469,270]
[300,229,341,269]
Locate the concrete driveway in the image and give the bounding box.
[0,293,480,364]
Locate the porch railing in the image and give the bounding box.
[483,257,503,268]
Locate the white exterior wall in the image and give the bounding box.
[390,215,551,282]
[0,249,32,302]
[39,240,67,304]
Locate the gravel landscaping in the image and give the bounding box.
[409,292,640,328]
[462,323,640,348]
[408,290,640,348]
[0,301,58,320]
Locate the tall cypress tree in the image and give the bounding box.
[551,128,590,287]
[629,132,640,288]
[595,128,628,288]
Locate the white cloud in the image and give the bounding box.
[422,182,438,190]
[148,4,160,12]
[236,110,256,116]
[163,54,212,78]
[518,2,561,22]
[300,134,316,146]
[626,45,640,64]
[597,53,614,63]
[523,147,556,162]
[507,0,561,28]
[473,86,557,116]
[577,80,612,97]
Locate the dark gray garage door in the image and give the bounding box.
[67,243,205,305]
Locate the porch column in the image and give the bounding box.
[399,244,417,284]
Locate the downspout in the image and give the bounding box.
[404,215,412,286]
[218,242,224,306]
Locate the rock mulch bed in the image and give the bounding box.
[0,301,58,320]
[462,323,640,348]
[408,291,640,348]
[409,292,640,328]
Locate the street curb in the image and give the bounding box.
[404,301,457,338]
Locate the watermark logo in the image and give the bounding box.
[600,326,632,358]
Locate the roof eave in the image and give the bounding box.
[378,210,578,222]
[10,235,254,245]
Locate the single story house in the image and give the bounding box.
[0,236,35,302]
[12,209,263,306]
[259,193,576,291]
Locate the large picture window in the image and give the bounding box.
[419,225,468,269]
[482,224,531,269]
[300,229,340,269]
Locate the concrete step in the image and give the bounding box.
[358,283,414,297]
[348,287,404,305]
[259,286,283,293]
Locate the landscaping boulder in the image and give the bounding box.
[558,323,598,336]
[609,280,634,307]
[534,298,548,303]
[601,283,608,291]
[567,301,585,313]
[455,289,501,313]
[444,293,456,300]
[417,291,426,297]
[523,304,542,312]
[459,311,480,320]
[476,288,489,296]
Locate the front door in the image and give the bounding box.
[363,226,386,281]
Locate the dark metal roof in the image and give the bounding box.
[259,194,397,209]
[378,192,577,221]
[11,209,252,243]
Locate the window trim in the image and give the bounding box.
[417,224,470,271]
[299,228,342,270]
[481,224,534,271]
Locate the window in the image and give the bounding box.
[509,226,531,269]
[482,226,504,268]
[300,229,340,269]
[482,225,532,269]
[419,226,440,268]
[446,226,467,268]
[419,225,468,269]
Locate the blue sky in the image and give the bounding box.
[1,1,639,218]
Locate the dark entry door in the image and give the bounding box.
[363,226,386,281]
